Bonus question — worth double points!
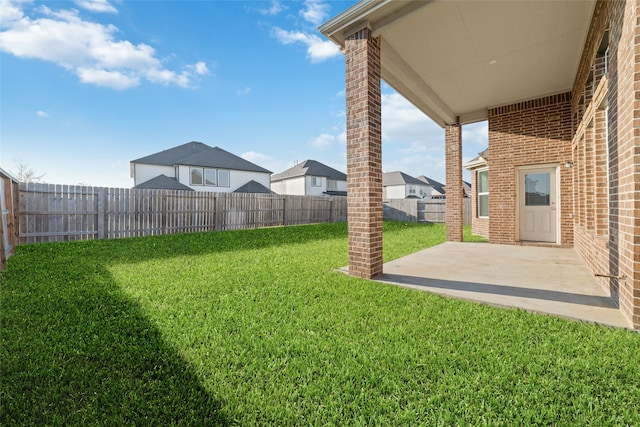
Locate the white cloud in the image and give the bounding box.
[236,87,252,96]
[0,1,209,89]
[0,0,25,25]
[74,0,118,14]
[272,27,340,63]
[77,67,139,89]
[242,151,273,164]
[191,61,208,75]
[382,93,443,145]
[36,110,48,117]
[258,0,285,16]
[300,0,329,25]
[309,133,335,150]
[462,121,488,151]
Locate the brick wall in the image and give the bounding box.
[571,0,639,329]
[445,123,463,242]
[345,28,383,279]
[487,94,573,245]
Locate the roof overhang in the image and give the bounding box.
[319,0,596,127]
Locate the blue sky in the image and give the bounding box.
[1,0,487,188]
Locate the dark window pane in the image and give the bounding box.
[524,173,550,206]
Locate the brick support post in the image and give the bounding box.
[445,122,463,242]
[345,28,383,279]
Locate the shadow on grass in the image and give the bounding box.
[1,258,230,424]
[1,222,356,424]
[1,221,444,424]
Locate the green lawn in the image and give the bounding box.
[1,222,639,425]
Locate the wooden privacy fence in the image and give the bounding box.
[18,183,347,244]
[0,169,20,268]
[383,198,471,225]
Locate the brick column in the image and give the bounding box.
[345,28,383,279]
[445,122,463,242]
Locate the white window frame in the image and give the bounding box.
[311,176,322,187]
[217,169,230,187]
[190,167,230,187]
[204,168,217,186]
[190,167,204,186]
[477,168,489,218]
[327,179,338,191]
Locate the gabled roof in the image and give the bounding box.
[233,180,274,194]
[383,171,426,186]
[416,176,445,195]
[464,148,489,170]
[271,160,347,182]
[131,141,271,174]
[134,174,193,191]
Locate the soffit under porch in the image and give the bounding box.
[320,0,596,126]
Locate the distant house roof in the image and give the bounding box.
[463,180,472,195]
[134,174,193,191]
[271,160,346,182]
[383,171,426,186]
[233,180,273,194]
[464,148,489,170]
[131,141,271,174]
[416,176,446,195]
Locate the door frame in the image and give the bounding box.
[515,163,560,244]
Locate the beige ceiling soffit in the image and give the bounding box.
[381,39,455,125]
[371,1,434,37]
[459,110,488,125]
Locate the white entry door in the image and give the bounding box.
[519,167,557,243]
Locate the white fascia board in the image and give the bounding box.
[318,0,390,46]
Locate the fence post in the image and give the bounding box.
[282,197,287,226]
[97,187,105,239]
[213,194,218,231]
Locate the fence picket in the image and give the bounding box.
[16,186,347,244]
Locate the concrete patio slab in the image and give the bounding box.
[373,242,632,329]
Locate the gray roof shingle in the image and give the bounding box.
[416,175,446,194]
[271,160,346,182]
[134,174,194,191]
[383,171,426,186]
[131,141,271,174]
[233,180,274,194]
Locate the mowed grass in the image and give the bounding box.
[1,222,639,425]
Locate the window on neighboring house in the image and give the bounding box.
[327,180,338,191]
[190,167,230,187]
[311,176,322,187]
[218,169,230,187]
[190,167,204,186]
[408,186,416,194]
[477,169,489,217]
[204,168,217,186]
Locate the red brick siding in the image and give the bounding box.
[572,0,640,328]
[445,123,463,242]
[487,94,574,245]
[345,28,383,279]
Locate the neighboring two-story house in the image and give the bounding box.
[416,176,446,198]
[130,141,272,193]
[271,160,347,196]
[383,171,432,199]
